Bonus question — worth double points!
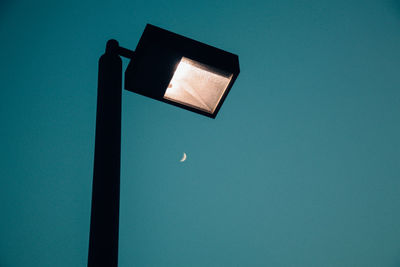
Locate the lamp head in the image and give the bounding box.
[124,24,240,118]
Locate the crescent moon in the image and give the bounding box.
[180,152,187,162]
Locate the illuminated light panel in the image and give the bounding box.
[164,57,233,114]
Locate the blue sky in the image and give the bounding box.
[1,0,400,266]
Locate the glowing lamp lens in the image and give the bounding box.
[164,57,233,114]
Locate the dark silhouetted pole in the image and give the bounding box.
[88,40,122,267]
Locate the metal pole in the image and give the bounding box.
[88,39,122,267]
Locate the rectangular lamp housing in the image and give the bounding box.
[124,24,240,118]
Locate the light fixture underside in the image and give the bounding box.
[164,57,233,114]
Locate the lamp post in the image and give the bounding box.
[88,24,240,267]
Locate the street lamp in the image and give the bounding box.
[88,24,240,267]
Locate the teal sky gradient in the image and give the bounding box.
[1,0,400,266]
